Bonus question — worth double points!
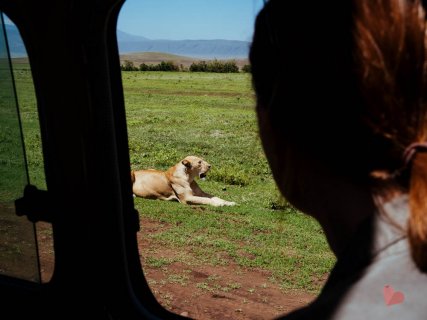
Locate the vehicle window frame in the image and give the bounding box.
[0,0,185,318]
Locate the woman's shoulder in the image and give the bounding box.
[330,237,427,319]
[277,240,427,319]
[277,195,427,320]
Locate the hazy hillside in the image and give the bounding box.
[117,30,250,59]
[120,52,197,67]
[119,52,249,69]
[117,30,149,42]
[5,25,250,60]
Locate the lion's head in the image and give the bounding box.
[181,156,211,180]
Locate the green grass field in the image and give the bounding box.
[12,63,335,293]
[126,71,335,292]
[10,61,45,189]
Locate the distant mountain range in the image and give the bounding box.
[117,30,250,59]
[6,25,250,59]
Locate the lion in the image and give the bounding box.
[131,156,236,207]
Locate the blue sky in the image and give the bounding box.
[117,0,265,41]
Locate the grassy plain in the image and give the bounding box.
[122,71,335,292]
[11,62,335,292]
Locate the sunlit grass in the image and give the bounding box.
[12,63,335,292]
[122,70,335,292]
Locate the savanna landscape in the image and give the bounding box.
[7,56,336,319]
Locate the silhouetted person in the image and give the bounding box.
[250,0,427,318]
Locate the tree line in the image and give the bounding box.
[121,60,251,73]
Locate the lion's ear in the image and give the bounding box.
[182,159,192,168]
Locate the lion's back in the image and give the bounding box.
[132,169,174,199]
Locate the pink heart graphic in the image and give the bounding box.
[383,285,405,306]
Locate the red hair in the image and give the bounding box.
[355,0,427,271]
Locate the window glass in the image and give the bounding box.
[5,15,54,283]
[118,1,334,318]
[0,12,40,282]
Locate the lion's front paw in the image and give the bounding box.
[212,197,236,207]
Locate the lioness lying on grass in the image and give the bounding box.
[131,156,236,207]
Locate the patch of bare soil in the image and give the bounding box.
[36,221,54,282]
[36,217,318,319]
[137,218,317,319]
[0,202,40,281]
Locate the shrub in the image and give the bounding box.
[241,64,251,73]
[190,61,208,72]
[157,61,179,71]
[219,60,239,73]
[189,59,239,73]
[139,63,150,71]
[139,61,179,71]
[121,60,138,71]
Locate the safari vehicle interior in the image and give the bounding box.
[0,0,187,318]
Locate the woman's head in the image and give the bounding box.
[250,0,427,271]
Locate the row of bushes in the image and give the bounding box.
[121,60,251,73]
[189,60,238,73]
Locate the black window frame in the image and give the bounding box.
[0,0,184,318]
